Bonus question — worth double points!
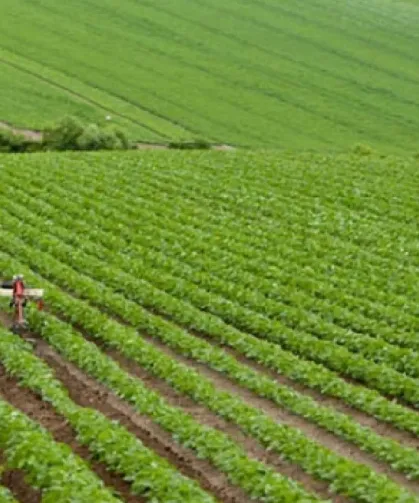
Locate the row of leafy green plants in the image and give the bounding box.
[0,327,223,503]
[104,153,419,282]
[3,202,419,412]
[109,159,419,319]
[0,292,322,501]
[0,248,418,502]
[2,150,416,328]
[1,204,419,430]
[4,161,416,345]
[5,183,417,378]
[118,166,419,331]
[0,396,122,503]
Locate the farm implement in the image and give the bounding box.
[0,275,44,333]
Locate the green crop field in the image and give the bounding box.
[1,150,419,501]
[1,0,419,150]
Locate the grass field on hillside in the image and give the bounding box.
[1,0,419,150]
[1,150,419,501]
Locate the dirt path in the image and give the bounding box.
[0,120,235,151]
[0,121,43,141]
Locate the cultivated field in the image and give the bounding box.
[1,0,419,150]
[0,150,419,502]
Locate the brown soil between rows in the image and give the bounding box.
[0,453,40,503]
[22,304,344,503]
[148,305,419,439]
[76,329,350,503]
[55,300,419,495]
[140,329,419,494]
[85,300,419,452]
[3,321,252,503]
[0,364,145,503]
[192,329,419,449]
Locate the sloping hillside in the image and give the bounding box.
[1,0,419,150]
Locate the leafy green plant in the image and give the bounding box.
[0,399,122,503]
[0,327,216,503]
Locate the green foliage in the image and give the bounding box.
[0,482,18,503]
[0,129,38,153]
[1,151,419,501]
[42,116,130,152]
[43,116,84,151]
[1,1,419,149]
[0,398,122,503]
[353,143,374,156]
[168,138,211,150]
[0,327,217,503]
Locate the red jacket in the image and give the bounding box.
[13,279,25,298]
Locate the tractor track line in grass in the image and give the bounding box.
[0,455,39,503]
[1,44,252,146]
[0,366,145,503]
[245,0,419,66]
[149,0,419,112]
[28,1,322,145]
[0,55,172,140]
[192,0,419,90]
[91,0,419,136]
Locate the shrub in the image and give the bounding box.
[43,116,84,151]
[0,129,36,153]
[168,138,211,150]
[352,143,374,156]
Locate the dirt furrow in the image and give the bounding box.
[12,329,252,503]
[142,305,419,446]
[71,326,350,503]
[136,329,419,493]
[191,329,419,449]
[0,365,144,503]
[0,453,40,503]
